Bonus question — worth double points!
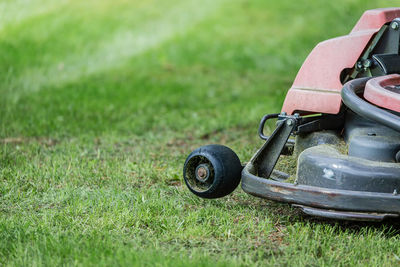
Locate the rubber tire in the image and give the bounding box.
[183,144,242,199]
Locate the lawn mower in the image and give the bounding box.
[183,8,400,221]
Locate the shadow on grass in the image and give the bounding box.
[300,215,400,238]
[232,193,400,238]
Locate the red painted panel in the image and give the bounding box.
[283,89,342,115]
[281,8,400,115]
[351,8,400,33]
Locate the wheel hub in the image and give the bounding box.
[195,164,211,182]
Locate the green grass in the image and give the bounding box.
[1,0,400,266]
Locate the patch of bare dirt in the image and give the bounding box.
[0,137,58,146]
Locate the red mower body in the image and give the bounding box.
[282,8,400,115]
[183,8,400,222]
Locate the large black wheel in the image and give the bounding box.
[183,144,242,199]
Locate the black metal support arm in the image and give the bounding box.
[252,116,298,178]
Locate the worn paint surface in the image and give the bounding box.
[281,8,400,115]
[364,74,400,112]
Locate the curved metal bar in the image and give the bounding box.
[258,113,280,140]
[341,77,400,132]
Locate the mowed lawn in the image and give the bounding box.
[1,0,400,266]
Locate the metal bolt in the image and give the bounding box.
[391,21,399,30]
[356,61,363,70]
[197,167,207,179]
[363,59,372,68]
[286,119,293,126]
[195,164,210,182]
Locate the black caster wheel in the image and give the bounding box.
[183,144,242,199]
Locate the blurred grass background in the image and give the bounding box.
[1,0,400,266]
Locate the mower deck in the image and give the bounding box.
[242,163,400,221]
